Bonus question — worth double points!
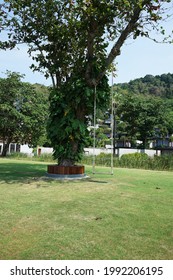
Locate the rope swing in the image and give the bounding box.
[92,73,114,175]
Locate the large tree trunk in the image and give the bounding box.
[58,107,86,166]
[48,88,88,166]
[59,159,75,166]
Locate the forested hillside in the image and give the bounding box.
[116,73,173,98]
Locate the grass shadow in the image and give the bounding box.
[0,160,47,184]
[87,179,108,184]
[0,160,112,185]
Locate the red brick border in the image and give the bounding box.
[47,165,85,175]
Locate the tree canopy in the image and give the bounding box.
[1,0,172,87]
[0,71,49,156]
[116,93,167,147]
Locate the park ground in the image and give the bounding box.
[0,158,173,260]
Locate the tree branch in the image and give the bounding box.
[93,5,143,86]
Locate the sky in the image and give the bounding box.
[0,2,173,86]
[0,35,173,86]
[114,35,173,84]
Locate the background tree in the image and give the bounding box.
[0,72,49,156]
[116,93,168,148]
[113,72,173,148]
[1,0,172,164]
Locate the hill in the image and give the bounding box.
[116,73,173,98]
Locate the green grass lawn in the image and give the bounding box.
[0,158,173,260]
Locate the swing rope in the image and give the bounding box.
[92,85,97,174]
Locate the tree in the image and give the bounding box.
[116,93,168,148]
[1,0,172,164]
[0,71,49,156]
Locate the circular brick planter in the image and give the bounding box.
[46,164,87,179]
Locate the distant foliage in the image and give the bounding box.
[81,152,173,171]
[8,152,55,162]
[117,73,173,98]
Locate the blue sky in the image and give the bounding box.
[0,35,172,86]
[115,34,173,84]
[0,1,173,86]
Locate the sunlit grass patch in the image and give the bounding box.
[0,159,173,259]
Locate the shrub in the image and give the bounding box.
[8,151,173,171]
[7,152,55,163]
[33,153,55,162]
[81,153,118,167]
[7,152,29,159]
[119,153,149,169]
[95,153,112,166]
[149,155,173,171]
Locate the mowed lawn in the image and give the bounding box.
[0,158,173,260]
